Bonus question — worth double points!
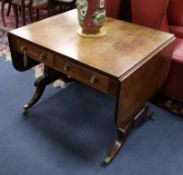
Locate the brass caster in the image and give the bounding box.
[147,111,154,120]
[22,107,28,116]
[101,156,112,167]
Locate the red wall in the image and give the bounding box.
[105,0,122,18]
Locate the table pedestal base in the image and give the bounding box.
[22,65,154,166]
[102,105,153,166]
[23,65,73,115]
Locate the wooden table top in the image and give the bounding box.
[10,10,175,78]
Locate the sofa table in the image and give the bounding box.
[8,10,175,165]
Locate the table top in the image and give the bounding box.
[10,10,175,78]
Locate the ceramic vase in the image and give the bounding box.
[76,0,106,34]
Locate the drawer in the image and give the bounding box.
[52,54,65,71]
[73,62,110,93]
[12,37,118,95]
[56,59,110,94]
[13,37,53,66]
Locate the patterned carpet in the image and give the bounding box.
[151,93,183,117]
[0,4,183,117]
[0,4,66,88]
[0,27,10,60]
[0,3,48,60]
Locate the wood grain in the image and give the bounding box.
[8,10,176,164]
[116,42,175,126]
[9,9,175,78]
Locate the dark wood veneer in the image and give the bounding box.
[8,10,176,165]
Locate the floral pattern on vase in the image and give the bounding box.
[76,0,106,34]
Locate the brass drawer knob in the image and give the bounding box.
[90,76,97,84]
[39,51,46,60]
[64,64,70,71]
[20,45,26,52]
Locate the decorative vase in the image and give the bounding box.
[76,0,106,35]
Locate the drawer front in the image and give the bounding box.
[73,64,110,94]
[53,55,110,94]
[13,37,53,66]
[13,37,117,95]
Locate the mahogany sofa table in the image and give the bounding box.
[8,10,175,165]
